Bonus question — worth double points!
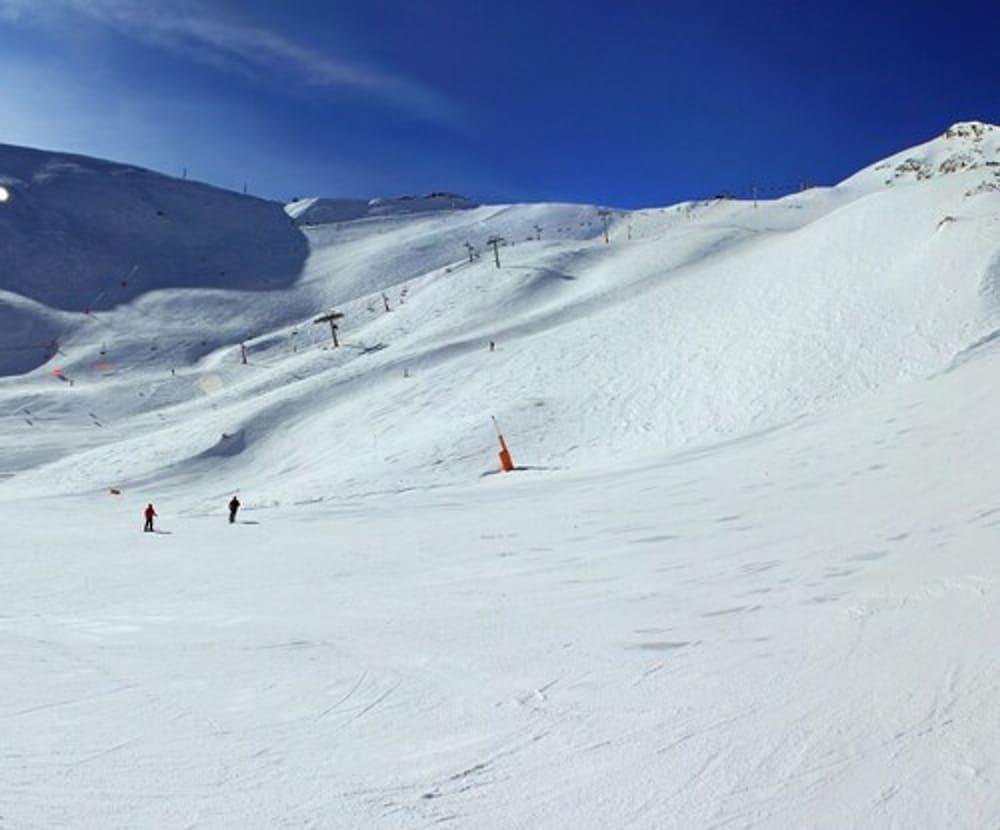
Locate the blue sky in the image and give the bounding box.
[0,0,996,207]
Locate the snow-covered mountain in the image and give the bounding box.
[1,123,997,499]
[286,192,479,225]
[1,124,998,828]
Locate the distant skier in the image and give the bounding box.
[143,503,157,533]
[489,340,495,352]
[228,496,241,524]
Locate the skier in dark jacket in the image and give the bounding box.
[143,503,157,532]
[228,496,241,524]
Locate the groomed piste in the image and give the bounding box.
[1,123,998,828]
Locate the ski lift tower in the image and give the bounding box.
[486,236,505,268]
[313,310,345,348]
[598,209,612,243]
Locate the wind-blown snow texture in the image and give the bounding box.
[1,123,999,828]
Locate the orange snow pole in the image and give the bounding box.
[492,416,516,472]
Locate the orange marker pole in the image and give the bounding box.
[492,416,516,472]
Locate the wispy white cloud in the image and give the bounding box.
[0,0,459,123]
[0,50,381,199]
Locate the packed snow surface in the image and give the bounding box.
[286,192,478,226]
[1,123,999,828]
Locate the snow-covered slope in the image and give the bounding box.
[843,120,1000,192]
[286,192,478,225]
[1,124,997,499]
[0,144,308,376]
[0,144,307,311]
[1,123,999,828]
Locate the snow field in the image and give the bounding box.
[2,346,998,827]
[0,122,998,827]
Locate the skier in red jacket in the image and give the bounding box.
[143,503,157,533]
